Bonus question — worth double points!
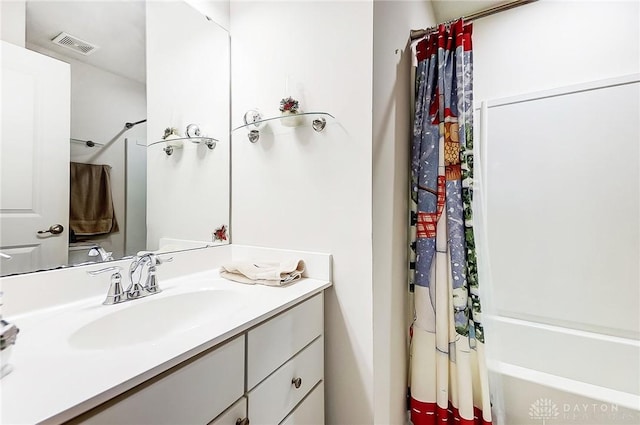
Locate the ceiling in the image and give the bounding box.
[25,1,146,83]
[430,0,511,23]
[24,0,509,83]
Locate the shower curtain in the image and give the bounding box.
[408,20,492,425]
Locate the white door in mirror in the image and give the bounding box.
[0,41,70,276]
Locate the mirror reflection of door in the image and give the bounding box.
[1,1,148,275]
[28,1,148,266]
[1,1,230,276]
[0,41,71,276]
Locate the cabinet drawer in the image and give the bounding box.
[208,397,248,425]
[247,294,323,389]
[73,336,245,425]
[248,336,324,425]
[280,382,324,425]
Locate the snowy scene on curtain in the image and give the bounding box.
[408,19,492,425]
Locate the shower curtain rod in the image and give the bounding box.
[410,0,537,40]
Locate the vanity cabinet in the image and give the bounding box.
[247,293,324,425]
[69,335,245,425]
[281,382,325,425]
[208,397,248,425]
[68,293,324,425]
[248,337,324,425]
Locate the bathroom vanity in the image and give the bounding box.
[0,246,331,425]
[70,293,325,425]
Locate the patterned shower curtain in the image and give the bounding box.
[408,20,492,425]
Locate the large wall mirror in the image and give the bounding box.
[0,1,230,277]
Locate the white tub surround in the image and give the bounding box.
[0,245,331,425]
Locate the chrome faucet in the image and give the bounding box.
[88,245,113,262]
[129,252,172,296]
[88,253,173,305]
[127,254,151,299]
[88,266,126,305]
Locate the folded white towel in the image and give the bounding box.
[219,259,305,286]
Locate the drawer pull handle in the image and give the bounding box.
[292,377,302,389]
[236,418,250,425]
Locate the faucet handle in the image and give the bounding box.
[136,251,173,266]
[88,266,126,305]
[144,268,162,294]
[142,255,172,294]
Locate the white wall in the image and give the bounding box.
[146,1,230,251]
[27,44,146,261]
[372,2,435,424]
[1,0,25,47]
[473,0,640,102]
[230,2,374,423]
[472,1,640,422]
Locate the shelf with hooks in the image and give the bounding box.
[233,111,334,143]
[148,136,218,156]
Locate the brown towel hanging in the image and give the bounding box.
[69,162,119,236]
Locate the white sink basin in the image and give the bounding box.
[68,289,241,350]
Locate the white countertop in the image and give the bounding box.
[1,269,330,425]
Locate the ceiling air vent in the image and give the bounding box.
[51,32,99,56]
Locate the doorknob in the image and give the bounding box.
[37,224,64,235]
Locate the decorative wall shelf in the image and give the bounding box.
[233,111,334,143]
[148,136,218,156]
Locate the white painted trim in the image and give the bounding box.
[483,73,640,108]
[489,361,640,412]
